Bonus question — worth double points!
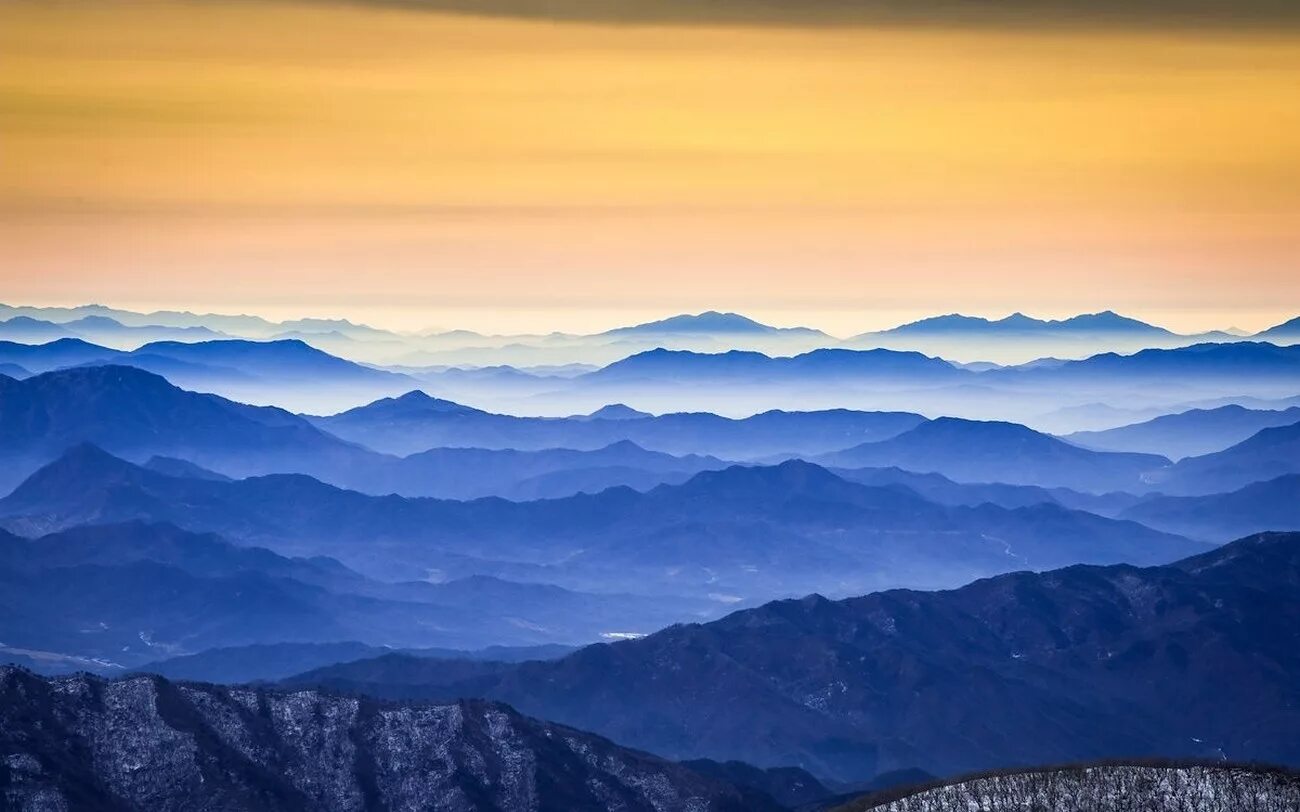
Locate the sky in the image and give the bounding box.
[1,0,1298,336]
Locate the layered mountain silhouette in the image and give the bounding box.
[288,532,1300,783]
[0,667,784,812]
[1066,405,1300,459]
[0,447,1202,601]
[816,417,1168,492]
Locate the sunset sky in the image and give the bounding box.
[2,0,1298,335]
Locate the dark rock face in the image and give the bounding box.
[0,667,779,812]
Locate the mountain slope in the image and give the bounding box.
[817,417,1168,492]
[0,667,779,812]
[1066,405,1300,459]
[1120,475,1300,540]
[1255,315,1300,341]
[293,532,1300,782]
[998,341,1300,383]
[1147,420,1300,495]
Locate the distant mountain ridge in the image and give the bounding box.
[870,310,1173,337]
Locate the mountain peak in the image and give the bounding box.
[1056,310,1166,333]
[1257,315,1300,337]
[585,403,653,420]
[338,390,480,419]
[5,443,146,504]
[605,311,819,336]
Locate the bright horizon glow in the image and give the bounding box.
[2,1,1298,336]
[3,297,1292,338]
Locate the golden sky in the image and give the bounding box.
[1,0,1298,334]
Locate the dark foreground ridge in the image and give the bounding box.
[834,761,1300,811]
[0,667,784,812]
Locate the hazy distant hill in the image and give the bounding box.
[869,310,1172,338]
[292,532,1300,783]
[603,310,826,338]
[1066,405,1300,459]
[586,347,964,384]
[1120,475,1300,540]
[995,341,1300,383]
[0,667,780,812]
[1255,315,1300,342]
[137,641,576,684]
[816,417,1168,492]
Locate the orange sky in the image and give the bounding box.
[1,0,1298,334]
